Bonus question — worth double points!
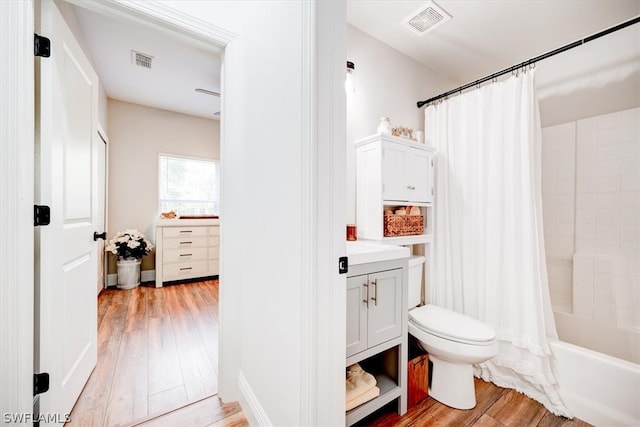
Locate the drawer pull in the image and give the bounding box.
[371,279,378,305]
[179,267,193,271]
[179,241,193,245]
[179,230,193,233]
[362,282,369,307]
[180,253,193,257]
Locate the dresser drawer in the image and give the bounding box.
[163,226,209,238]
[164,247,208,263]
[163,260,209,278]
[163,236,209,249]
[209,226,220,236]
[209,247,220,260]
[209,260,219,275]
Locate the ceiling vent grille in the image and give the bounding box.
[403,1,451,36]
[131,50,153,68]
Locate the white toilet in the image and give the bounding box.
[406,256,498,410]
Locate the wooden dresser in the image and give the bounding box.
[155,218,220,287]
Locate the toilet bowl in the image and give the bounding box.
[408,304,498,409]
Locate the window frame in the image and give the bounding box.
[158,152,220,216]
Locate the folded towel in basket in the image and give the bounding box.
[346,363,377,402]
[345,385,380,411]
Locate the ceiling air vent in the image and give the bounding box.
[403,1,451,36]
[131,50,153,69]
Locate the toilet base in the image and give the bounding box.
[428,355,476,410]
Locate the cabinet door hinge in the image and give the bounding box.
[34,34,51,57]
[34,205,50,226]
[431,158,434,167]
[431,187,434,196]
[33,372,49,396]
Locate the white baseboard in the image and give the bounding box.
[238,372,272,427]
[106,270,156,287]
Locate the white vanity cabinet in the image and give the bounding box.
[345,254,408,426]
[155,219,220,287]
[355,133,436,244]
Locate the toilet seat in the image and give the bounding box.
[409,304,496,346]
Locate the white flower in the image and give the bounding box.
[127,240,140,248]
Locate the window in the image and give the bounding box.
[158,154,220,216]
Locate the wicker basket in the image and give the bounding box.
[383,215,424,237]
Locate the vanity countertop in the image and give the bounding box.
[346,240,410,265]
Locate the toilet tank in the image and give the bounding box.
[408,255,425,308]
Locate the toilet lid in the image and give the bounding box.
[409,304,496,343]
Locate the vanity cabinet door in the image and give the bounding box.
[367,268,403,348]
[346,275,368,358]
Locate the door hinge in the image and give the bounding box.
[338,256,348,275]
[34,34,50,58]
[431,158,434,167]
[33,373,49,396]
[34,205,50,226]
[431,187,434,196]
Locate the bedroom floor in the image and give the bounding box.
[67,279,231,426]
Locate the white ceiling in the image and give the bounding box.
[73,1,639,120]
[74,5,222,120]
[348,0,640,87]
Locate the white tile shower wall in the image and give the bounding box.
[542,123,576,312]
[574,107,640,332]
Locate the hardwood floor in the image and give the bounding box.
[354,378,592,427]
[68,280,224,427]
[71,279,589,427]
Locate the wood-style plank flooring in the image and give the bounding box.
[67,280,225,427]
[354,378,592,427]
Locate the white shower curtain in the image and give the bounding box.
[425,70,570,417]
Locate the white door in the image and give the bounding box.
[36,0,99,422]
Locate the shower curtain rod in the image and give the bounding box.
[416,16,640,109]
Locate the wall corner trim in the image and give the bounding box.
[238,372,273,427]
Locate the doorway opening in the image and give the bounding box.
[49,1,227,424]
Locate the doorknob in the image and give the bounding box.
[93,231,107,241]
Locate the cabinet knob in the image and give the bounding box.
[406,185,415,190]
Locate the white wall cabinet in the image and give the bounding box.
[155,219,220,287]
[346,259,407,426]
[355,133,436,244]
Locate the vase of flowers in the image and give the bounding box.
[105,229,154,290]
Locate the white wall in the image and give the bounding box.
[537,21,640,128]
[542,107,640,364]
[135,2,346,425]
[542,123,576,313]
[106,99,219,272]
[346,25,457,222]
